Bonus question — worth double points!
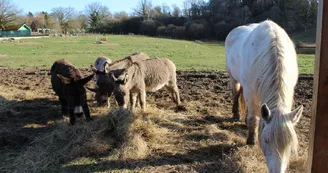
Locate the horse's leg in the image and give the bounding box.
[244,92,260,145]
[229,75,242,121]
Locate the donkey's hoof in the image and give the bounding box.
[70,118,76,125]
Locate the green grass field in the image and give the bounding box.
[0,35,315,73]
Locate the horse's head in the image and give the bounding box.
[259,104,303,173]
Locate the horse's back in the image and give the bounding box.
[225,24,258,81]
[225,20,298,90]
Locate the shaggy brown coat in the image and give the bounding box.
[51,59,94,125]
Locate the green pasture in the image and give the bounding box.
[0,35,315,73]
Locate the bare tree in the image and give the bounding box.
[183,0,192,17]
[161,3,171,16]
[77,12,89,30]
[51,7,75,26]
[133,0,153,19]
[172,4,181,17]
[114,11,129,20]
[51,6,75,33]
[0,0,20,29]
[85,2,111,30]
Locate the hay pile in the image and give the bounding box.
[4,109,168,172]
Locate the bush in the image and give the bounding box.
[172,26,186,39]
[165,24,176,36]
[140,20,158,36]
[157,26,166,36]
[156,16,187,26]
[105,20,122,34]
[121,17,144,34]
[187,23,206,39]
[214,23,235,40]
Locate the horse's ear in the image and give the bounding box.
[288,105,303,125]
[261,104,271,123]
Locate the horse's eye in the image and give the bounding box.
[265,139,269,144]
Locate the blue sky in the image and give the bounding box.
[14,0,185,15]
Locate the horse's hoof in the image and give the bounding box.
[232,117,241,122]
[246,138,255,145]
[86,117,93,122]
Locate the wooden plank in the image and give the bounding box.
[307,0,328,172]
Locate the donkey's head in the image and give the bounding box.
[57,73,94,117]
[111,69,129,108]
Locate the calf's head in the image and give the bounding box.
[57,74,94,116]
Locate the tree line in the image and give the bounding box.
[0,0,318,40]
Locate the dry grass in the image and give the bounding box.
[0,69,310,173]
[2,107,170,172]
[0,54,8,59]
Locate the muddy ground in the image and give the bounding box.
[0,68,313,172]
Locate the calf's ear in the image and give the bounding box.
[57,74,72,84]
[78,73,94,85]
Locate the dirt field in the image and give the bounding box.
[0,67,313,172]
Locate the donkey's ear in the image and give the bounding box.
[104,60,112,73]
[57,74,72,84]
[123,72,129,84]
[78,73,94,85]
[288,105,303,125]
[261,104,272,123]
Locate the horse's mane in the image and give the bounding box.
[254,21,296,111]
[254,21,298,159]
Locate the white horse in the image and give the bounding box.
[225,20,303,173]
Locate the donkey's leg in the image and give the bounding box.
[244,92,260,145]
[229,76,242,121]
[173,84,181,105]
[166,81,181,105]
[135,95,141,108]
[82,103,93,121]
[130,92,138,111]
[68,108,76,125]
[139,90,146,111]
[59,97,68,117]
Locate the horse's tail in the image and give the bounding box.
[239,87,247,121]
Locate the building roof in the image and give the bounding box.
[3,24,31,31]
